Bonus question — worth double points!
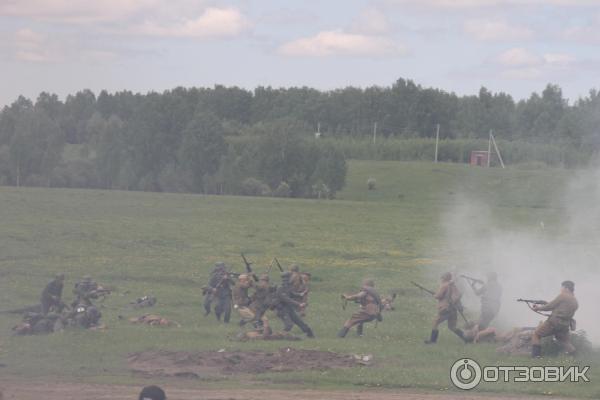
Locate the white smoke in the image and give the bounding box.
[436,169,600,343]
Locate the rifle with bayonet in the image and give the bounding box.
[411,281,470,325]
[241,253,259,281]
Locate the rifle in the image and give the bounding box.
[241,253,259,281]
[411,281,435,295]
[274,257,284,272]
[517,298,550,316]
[460,274,484,286]
[412,281,470,325]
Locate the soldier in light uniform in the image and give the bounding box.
[232,274,255,325]
[337,279,382,338]
[471,272,502,330]
[425,272,466,344]
[531,280,578,357]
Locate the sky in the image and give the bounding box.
[1,0,600,107]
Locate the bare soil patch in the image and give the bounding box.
[128,347,363,378]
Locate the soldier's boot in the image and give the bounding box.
[425,329,439,344]
[215,311,222,321]
[356,324,364,337]
[337,327,350,338]
[531,344,542,358]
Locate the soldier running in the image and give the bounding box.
[531,280,578,357]
[425,272,466,344]
[273,271,314,337]
[338,279,382,338]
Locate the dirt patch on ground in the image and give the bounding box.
[128,347,364,378]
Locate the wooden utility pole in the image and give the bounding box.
[490,132,505,169]
[434,124,440,163]
[373,122,377,145]
[487,130,492,168]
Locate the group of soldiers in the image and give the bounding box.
[421,271,579,358]
[203,261,314,338]
[11,274,108,335]
[204,259,580,358]
[12,259,579,359]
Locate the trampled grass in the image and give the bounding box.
[0,161,598,398]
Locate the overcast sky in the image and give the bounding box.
[1,0,599,107]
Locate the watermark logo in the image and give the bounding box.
[450,358,590,390]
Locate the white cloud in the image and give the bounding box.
[279,30,405,57]
[134,7,249,38]
[464,19,533,41]
[495,48,576,80]
[14,28,50,62]
[497,47,541,67]
[350,8,392,35]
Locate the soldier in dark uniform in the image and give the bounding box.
[337,279,382,338]
[203,262,234,323]
[531,280,578,357]
[468,271,502,330]
[425,272,466,344]
[40,274,65,315]
[274,272,314,337]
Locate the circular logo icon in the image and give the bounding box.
[450,358,482,390]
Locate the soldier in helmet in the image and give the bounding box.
[337,278,382,338]
[40,274,65,315]
[203,262,234,323]
[249,273,273,336]
[138,385,166,400]
[425,272,466,344]
[72,275,100,306]
[273,271,314,337]
[531,280,578,357]
[233,274,255,326]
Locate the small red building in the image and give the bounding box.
[470,151,489,167]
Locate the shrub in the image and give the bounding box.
[367,177,376,190]
[241,177,271,197]
[273,181,291,197]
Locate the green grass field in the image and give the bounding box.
[0,161,598,398]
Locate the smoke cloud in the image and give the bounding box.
[436,169,600,343]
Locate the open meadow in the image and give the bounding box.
[0,160,598,399]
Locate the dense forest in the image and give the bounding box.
[1,78,599,197]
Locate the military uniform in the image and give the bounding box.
[474,274,502,329]
[425,273,466,344]
[203,262,234,323]
[338,279,382,338]
[233,274,255,324]
[273,272,314,337]
[531,282,578,357]
[40,274,65,315]
[289,266,310,316]
[72,276,100,306]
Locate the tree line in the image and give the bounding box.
[0,79,599,195]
